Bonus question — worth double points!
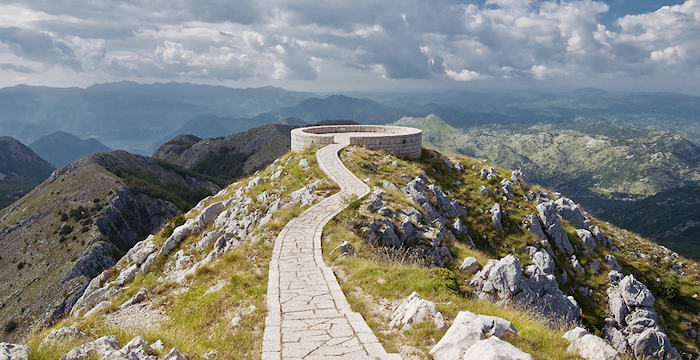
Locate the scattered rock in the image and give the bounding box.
[39,326,87,350]
[554,197,587,228]
[537,201,574,255]
[367,190,385,211]
[490,203,503,231]
[563,327,619,360]
[461,336,534,360]
[576,229,597,252]
[115,264,139,286]
[470,255,580,324]
[603,271,681,359]
[0,343,31,360]
[429,310,519,360]
[460,257,481,274]
[479,185,489,195]
[203,350,219,359]
[605,255,621,272]
[120,288,148,309]
[299,158,309,168]
[120,336,152,356]
[164,348,188,360]
[150,340,165,354]
[526,214,547,240]
[500,179,515,199]
[61,335,121,360]
[571,255,585,274]
[390,292,445,330]
[590,259,601,273]
[330,241,355,257]
[525,246,555,276]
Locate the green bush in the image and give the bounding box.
[3,319,17,334]
[663,273,681,301]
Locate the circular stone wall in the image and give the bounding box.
[291,125,422,158]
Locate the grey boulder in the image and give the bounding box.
[0,343,31,360]
[429,311,519,360]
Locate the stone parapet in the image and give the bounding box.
[291,125,422,158]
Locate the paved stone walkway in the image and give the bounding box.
[263,143,400,360]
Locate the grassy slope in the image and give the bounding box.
[26,148,338,360]
[321,146,699,358]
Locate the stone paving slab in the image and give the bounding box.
[263,143,401,360]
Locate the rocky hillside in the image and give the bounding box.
[0,151,219,341]
[0,136,54,209]
[396,115,700,258]
[5,145,697,360]
[29,131,111,167]
[153,124,293,183]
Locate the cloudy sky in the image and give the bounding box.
[0,0,698,93]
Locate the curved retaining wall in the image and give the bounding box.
[291,125,422,158]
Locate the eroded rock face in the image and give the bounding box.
[603,271,681,360]
[470,255,580,325]
[429,311,520,360]
[536,201,574,255]
[563,327,619,360]
[390,292,445,330]
[61,335,122,360]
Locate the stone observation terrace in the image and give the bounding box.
[291,125,423,159]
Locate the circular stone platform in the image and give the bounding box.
[290,125,422,158]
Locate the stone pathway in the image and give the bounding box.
[263,143,400,360]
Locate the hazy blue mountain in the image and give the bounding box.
[0,82,313,154]
[263,95,407,125]
[29,131,111,167]
[0,136,54,208]
[384,89,700,143]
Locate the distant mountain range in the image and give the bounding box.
[29,131,111,167]
[0,136,54,208]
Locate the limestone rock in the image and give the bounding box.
[554,197,587,228]
[471,255,580,324]
[330,241,355,257]
[390,292,445,330]
[61,335,122,360]
[571,255,585,274]
[429,311,518,360]
[367,190,385,211]
[500,179,515,199]
[525,246,555,276]
[120,288,148,309]
[115,264,139,286]
[590,226,616,250]
[605,255,621,272]
[537,201,574,255]
[164,348,187,360]
[120,336,151,356]
[39,326,87,350]
[125,237,158,266]
[0,343,31,360]
[461,337,534,360]
[460,257,481,274]
[576,229,597,252]
[526,214,547,240]
[563,327,619,360]
[479,185,489,195]
[603,271,681,359]
[590,259,601,273]
[490,203,503,231]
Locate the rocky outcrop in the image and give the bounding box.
[536,201,574,254]
[470,255,580,324]
[563,327,619,360]
[390,292,445,330]
[39,326,87,350]
[330,241,355,257]
[0,343,31,360]
[602,271,681,359]
[429,311,530,360]
[60,335,168,360]
[554,197,588,229]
